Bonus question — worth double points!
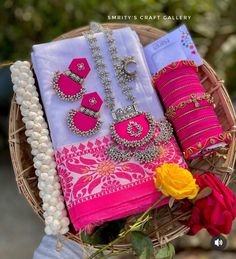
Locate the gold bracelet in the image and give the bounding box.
[166,93,214,118]
[170,93,201,105]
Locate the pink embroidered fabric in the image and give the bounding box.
[153,60,231,159]
[55,135,186,230]
[31,28,187,231]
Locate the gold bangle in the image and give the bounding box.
[162,83,200,102]
[181,125,221,144]
[166,93,214,118]
[170,93,200,105]
[176,115,216,133]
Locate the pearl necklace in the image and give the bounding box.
[11,61,70,235]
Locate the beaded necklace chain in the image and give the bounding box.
[83,22,137,117]
[83,23,172,162]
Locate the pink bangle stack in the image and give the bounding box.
[153,60,231,159]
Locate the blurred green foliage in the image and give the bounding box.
[0,0,236,95]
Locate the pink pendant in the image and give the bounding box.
[52,58,90,101]
[110,105,156,148]
[67,92,103,136]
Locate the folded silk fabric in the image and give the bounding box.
[32,27,187,231]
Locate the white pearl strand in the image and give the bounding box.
[11,61,70,235]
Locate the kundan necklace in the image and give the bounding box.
[84,23,172,162]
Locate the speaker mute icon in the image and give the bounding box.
[211,234,227,250]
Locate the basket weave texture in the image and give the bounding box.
[8,23,236,251]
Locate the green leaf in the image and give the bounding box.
[80,231,104,245]
[193,187,212,203]
[155,243,175,259]
[131,231,154,259]
[168,197,175,208]
[81,219,125,245]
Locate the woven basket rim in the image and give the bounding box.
[8,23,236,251]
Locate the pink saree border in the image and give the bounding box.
[70,180,169,230]
[55,131,187,231]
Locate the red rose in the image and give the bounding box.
[184,172,236,236]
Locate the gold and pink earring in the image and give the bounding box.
[52,58,103,136]
[52,58,90,101]
[67,92,103,136]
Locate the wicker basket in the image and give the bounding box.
[8,23,236,252]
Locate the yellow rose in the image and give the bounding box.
[154,163,199,200]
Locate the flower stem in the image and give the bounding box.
[88,194,166,259]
